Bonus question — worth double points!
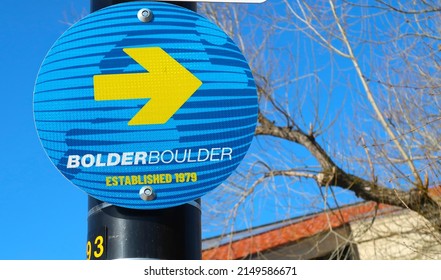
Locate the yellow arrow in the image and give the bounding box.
[93,47,202,125]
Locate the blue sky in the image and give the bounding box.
[0,0,359,260]
[1,0,268,260]
[1,0,93,259]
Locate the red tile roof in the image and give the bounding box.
[202,202,398,260]
[203,186,441,260]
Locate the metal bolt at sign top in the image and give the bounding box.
[139,186,156,201]
[137,8,153,23]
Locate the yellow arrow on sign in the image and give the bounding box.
[93,47,202,125]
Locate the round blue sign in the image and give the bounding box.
[34,2,257,209]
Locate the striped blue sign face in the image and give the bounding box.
[33,2,257,209]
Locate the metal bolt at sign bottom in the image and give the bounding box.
[137,8,153,23]
[139,186,156,201]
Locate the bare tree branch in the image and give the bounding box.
[256,110,441,230]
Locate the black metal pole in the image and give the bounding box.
[91,0,197,12]
[87,0,201,260]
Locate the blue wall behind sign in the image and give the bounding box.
[34,2,257,209]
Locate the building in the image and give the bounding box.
[203,191,441,260]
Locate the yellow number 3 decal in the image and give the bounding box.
[86,235,105,260]
[94,236,104,258]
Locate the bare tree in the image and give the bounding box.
[200,0,441,258]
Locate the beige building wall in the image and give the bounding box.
[350,209,441,260]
